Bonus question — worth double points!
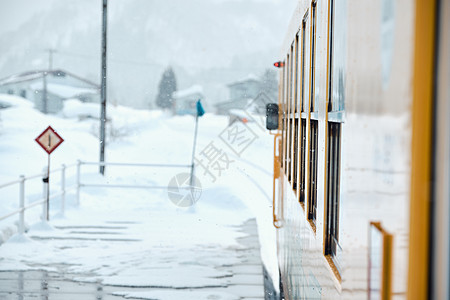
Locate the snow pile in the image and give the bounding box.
[0,94,34,109]
[62,98,100,119]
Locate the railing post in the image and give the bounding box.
[42,167,49,221]
[76,160,81,205]
[19,175,25,235]
[61,164,65,216]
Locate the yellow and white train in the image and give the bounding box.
[269,0,449,299]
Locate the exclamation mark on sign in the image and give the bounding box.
[48,134,51,150]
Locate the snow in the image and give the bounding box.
[228,73,259,86]
[0,93,278,297]
[173,85,204,99]
[29,82,98,98]
[114,290,238,300]
[62,98,99,119]
[0,93,34,109]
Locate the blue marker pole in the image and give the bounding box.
[190,100,205,186]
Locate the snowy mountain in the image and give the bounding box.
[0,0,296,108]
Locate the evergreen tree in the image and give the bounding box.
[259,69,278,101]
[155,67,177,109]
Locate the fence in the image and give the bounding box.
[0,163,77,235]
[0,160,193,238]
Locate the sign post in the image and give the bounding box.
[35,126,64,221]
[190,100,205,186]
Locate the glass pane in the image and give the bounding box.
[330,0,347,112]
[369,225,383,300]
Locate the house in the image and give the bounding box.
[0,69,100,114]
[227,74,261,100]
[172,85,204,116]
[215,74,264,115]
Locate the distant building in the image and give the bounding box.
[172,85,204,115]
[228,74,260,100]
[0,69,100,114]
[215,74,265,115]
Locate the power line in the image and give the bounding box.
[56,50,163,68]
[52,50,271,71]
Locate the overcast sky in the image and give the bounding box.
[0,0,297,107]
[0,0,57,34]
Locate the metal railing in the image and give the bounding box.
[76,161,192,203]
[0,160,193,237]
[0,163,77,235]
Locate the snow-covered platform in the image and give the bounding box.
[0,217,265,300]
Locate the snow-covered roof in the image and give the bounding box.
[29,82,98,98]
[227,74,260,86]
[0,69,99,88]
[173,85,203,99]
[229,109,250,119]
[215,98,253,108]
[0,70,44,85]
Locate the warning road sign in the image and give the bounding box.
[35,126,64,154]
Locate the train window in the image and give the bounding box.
[294,35,299,114]
[286,53,292,178]
[308,119,318,223]
[301,19,307,113]
[292,35,299,191]
[288,47,294,183]
[307,1,319,223]
[283,55,288,173]
[325,122,341,260]
[327,0,346,116]
[287,116,293,182]
[324,0,345,274]
[309,0,318,113]
[300,119,307,202]
[299,18,307,203]
[293,119,299,190]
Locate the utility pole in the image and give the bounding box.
[42,71,48,114]
[99,0,107,175]
[47,49,56,70]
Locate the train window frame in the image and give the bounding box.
[299,17,308,205]
[324,122,342,265]
[327,0,346,120]
[307,119,319,226]
[286,52,292,180]
[307,0,319,228]
[323,0,345,281]
[292,36,300,191]
[309,0,318,115]
[283,55,289,174]
[280,61,286,171]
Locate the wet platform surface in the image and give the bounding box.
[0,219,265,300]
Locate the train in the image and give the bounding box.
[266,0,449,299]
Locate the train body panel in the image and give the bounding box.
[272,0,447,298]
